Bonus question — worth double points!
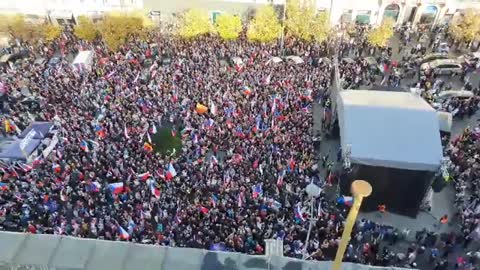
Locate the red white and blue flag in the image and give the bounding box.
[137,172,151,181]
[165,163,177,180]
[108,182,124,194]
[0,182,8,191]
[119,226,130,240]
[252,184,263,198]
[337,196,353,206]
[150,183,160,199]
[210,194,218,207]
[294,205,306,222]
[91,181,101,192]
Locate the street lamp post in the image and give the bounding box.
[332,180,372,270]
[280,1,287,54]
[302,183,322,259]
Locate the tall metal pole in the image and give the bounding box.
[302,198,315,259]
[329,0,334,24]
[280,0,287,53]
[332,180,372,270]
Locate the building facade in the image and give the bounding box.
[143,0,480,26]
[0,0,143,24]
[1,0,479,26]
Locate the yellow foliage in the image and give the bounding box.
[98,15,128,51]
[449,9,480,43]
[41,24,62,42]
[178,9,213,39]
[312,12,330,43]
[247,5,281,43]
[98,12,149,50]
[129,9,156,28]
[367,18,394,47]
[215,14,242,40]
[286,0,316,41]
[74,16,98,42]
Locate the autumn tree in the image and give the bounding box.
[285,0,315,40]
[74,15,98,42]
[178,9,213,39]
[215,14,242,40]
[98,15,126,51]
[1,14,42,42]
[449,9,480,44]
[98,12,149,51]
[247,5,281,43]
[41,24,62,42]
[367,18,394,47]
[312,12,330,43]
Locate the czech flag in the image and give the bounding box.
[108,182,124,194]
[150,183,160,199]
[143,142,153,152]
[80,140,89,152]
[137,172,151,181]
[165,163,177,180]
[277,170,286,187]
[294,206,306,222]
[95,126,106,139]
[252,184,263,198]
[210,194,218,207]
[242,86,252,95]
[204,118,214,128]
[337,196,353,206]
[52,163,61,174]
[119,226,130,240]
[91,181,101,192]
[0,182,8,191]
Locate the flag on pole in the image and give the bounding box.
[18,163,33,173]
[210,101,217,115]
[137,172,151,181]
[80,140,89,152]
[91,181,101,192]
[210,155,218,167]
[242,86,252,95]
[108,182,124,194]
[165,163,177,180]
[337,196,353,206]
[52,163,61,174]
[210,194,218,207]
[0,182,8,191]
[147,132,152,144]
[277,170,286,186]
[119,226,130,240]
[294,206,306,222]
[252,184,263,198]
[124,125,130,139]
[150,183,160,199]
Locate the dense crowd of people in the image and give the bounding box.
[0,31,342,258]
[0,22,478,269]
[446,127,480,248]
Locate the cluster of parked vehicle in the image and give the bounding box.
[419,52,480,76]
